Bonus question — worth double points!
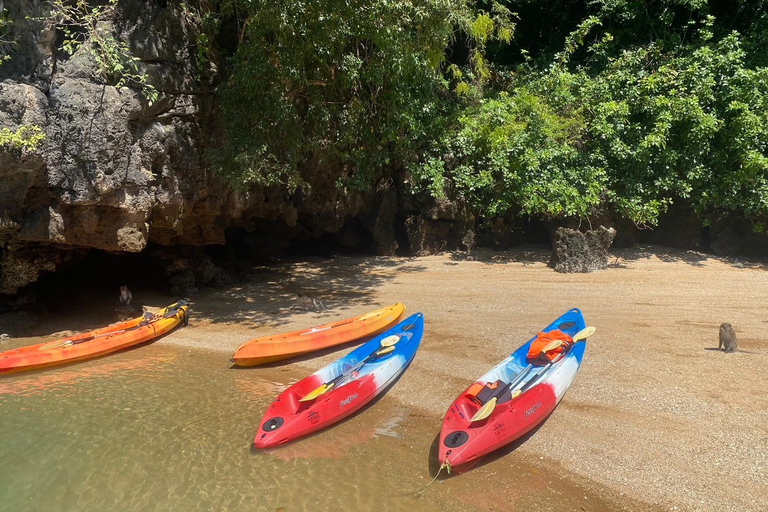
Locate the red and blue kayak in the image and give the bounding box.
[254,313,424,448]
[438,308,589,469]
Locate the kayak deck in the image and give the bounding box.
[254,313,424,448]
[438,308,588,468]
[0,301,189,374]
[231,303,406,366]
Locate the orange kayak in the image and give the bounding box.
[0,301,189,375]
[231,303,406,367]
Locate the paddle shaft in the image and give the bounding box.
[324,343,397,390]
[48,328,132,350]
[315,317,418,391]
[515,339,585,395]
[48,303,187,350]
[484,364,533,403]
[489,336,587,402]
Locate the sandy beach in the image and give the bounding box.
[6,244,767,511]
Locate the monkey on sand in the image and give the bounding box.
[719,323,737,353]
[291,293,328,312]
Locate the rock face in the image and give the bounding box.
[550,226,617,273]
[358,182,400,256]
[402,191,475,256]
[0,0,377,294]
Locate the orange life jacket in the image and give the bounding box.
[526,330,573,364]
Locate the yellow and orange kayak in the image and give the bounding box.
[0,301,189,375]
[231,303,406,367]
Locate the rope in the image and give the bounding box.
[399,460,451,497]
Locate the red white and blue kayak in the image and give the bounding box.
[438,308,588,469]
[254,313,424,448]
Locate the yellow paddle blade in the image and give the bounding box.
[299,382,335,402]
[375,345,395,356]
[539,326,595,354]
[573,326,596,342]
[541,339,564,353]
[512,389,521,399]
[380,335,400,347]
[41,339,76,351]
[470,396,498,422]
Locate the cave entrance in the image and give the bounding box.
[17,247,172,316]
[285,218,377,258]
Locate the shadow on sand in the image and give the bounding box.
[448,243,768,271]
[1,256,427,338]
[186,256,426,331]
[448,246,551,266]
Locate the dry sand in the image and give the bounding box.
[9,244,767,511]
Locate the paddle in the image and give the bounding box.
[43,329,130,351]
[298,334,401,402]
[469,326,595,422]
[42,301,190,351]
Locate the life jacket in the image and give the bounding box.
[526,330,573,364]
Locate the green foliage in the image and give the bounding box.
[213,0,513,191]
[210,0,767,228]
[0,8,13,66]
[0,125,46,152]
[180,1,220,83]
[47,0,157,104]
[413,87,602,219]
[409,3,768,227]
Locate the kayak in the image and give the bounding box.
[231,303,406,367]
[254,312,423,448]
[438,308,589,469]
[0,301,189,375]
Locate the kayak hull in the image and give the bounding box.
[438,308,587,468]
[231,303,406,367]
[0,302,189,375]
[254,313,423,448]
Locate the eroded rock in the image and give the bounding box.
[406,216,471,256]
[359,183,399,255]
[550,226,617,273]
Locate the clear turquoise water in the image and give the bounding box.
[0,342,623,512]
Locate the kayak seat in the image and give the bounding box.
[474,380,512,405]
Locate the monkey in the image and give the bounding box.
[719,323,737,353]
[715,323,765,354]
[291,293,328,312]
[119,285,133,307]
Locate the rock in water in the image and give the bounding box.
[550,226,617,273]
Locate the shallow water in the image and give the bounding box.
[0,341,630,512]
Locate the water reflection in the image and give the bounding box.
[0,354,175,397]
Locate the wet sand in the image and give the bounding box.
[4,244,767,511]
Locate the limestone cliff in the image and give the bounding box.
[0,0,393,295]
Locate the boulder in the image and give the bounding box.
[550,226,617,273]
